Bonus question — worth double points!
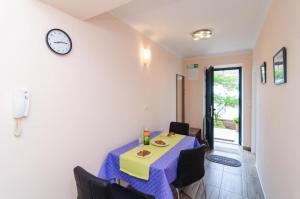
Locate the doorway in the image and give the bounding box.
[205,66,242,150]
[176,74,185,122]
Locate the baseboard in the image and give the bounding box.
[243,146,251,151]
[256,163,267,199]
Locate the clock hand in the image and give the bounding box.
[54,41,68,44]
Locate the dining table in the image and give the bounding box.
[98,131,200,199]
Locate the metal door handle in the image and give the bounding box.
[210,105,214,117]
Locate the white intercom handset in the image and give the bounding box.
[12,89,30,137]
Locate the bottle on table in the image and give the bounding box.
[143,129,150,145]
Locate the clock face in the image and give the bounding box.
[46,29,72,55]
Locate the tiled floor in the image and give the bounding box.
[127,142,264,199]
[178,143,265,199]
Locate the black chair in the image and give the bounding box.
[74,166,147,199]
[172,145,206,199]
[169,122,190,136]
[195,129,202,144]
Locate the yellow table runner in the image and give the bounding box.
[120,133,185,180]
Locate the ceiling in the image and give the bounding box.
[110,0,272,58]
[40,0,133,20]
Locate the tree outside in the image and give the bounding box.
[214,70,239,130]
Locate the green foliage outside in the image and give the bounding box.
[214,74,238,90]
[233,117,239,124]
[214,73,239,128]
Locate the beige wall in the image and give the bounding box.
[183,52,252,147]
[0,0,182,198]
[253,0,300,198]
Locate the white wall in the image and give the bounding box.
[0,1,182,198]
[253,0,300,198]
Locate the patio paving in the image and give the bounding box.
[214,127,239,144]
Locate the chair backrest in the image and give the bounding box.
[74,166,111,199]
[169,122,190,136]
[195,129,202,144]
[176,145,206,187]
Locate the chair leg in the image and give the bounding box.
[176,188,180,199]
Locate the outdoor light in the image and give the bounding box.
[192,29,213,40]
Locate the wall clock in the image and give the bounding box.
[46,28,72,55]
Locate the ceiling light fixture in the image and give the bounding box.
[192,29,213,40]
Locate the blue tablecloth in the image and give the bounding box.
[98,131,200,199]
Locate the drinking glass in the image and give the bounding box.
[160,128,165,137]
[138,132,144,151]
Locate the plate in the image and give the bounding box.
[151,139,169,147]
[136,150,152,158]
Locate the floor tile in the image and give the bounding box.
[219,189,245,199]
[246,177,265,199]
[241,174,248,197]
[221,171,243,195]
[204,184,220,199]
[223,165,242,175]
[204,167,223,187]
[205,159,224,171]
[171,145,265,199]
[244,164,259,178]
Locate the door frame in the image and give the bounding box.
[176,74,185,122]
[205,66,215,149]
[213,66,242,145]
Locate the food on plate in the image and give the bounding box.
[166,132,176,137]
[137,150,151,157]
[155,140,166,145]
